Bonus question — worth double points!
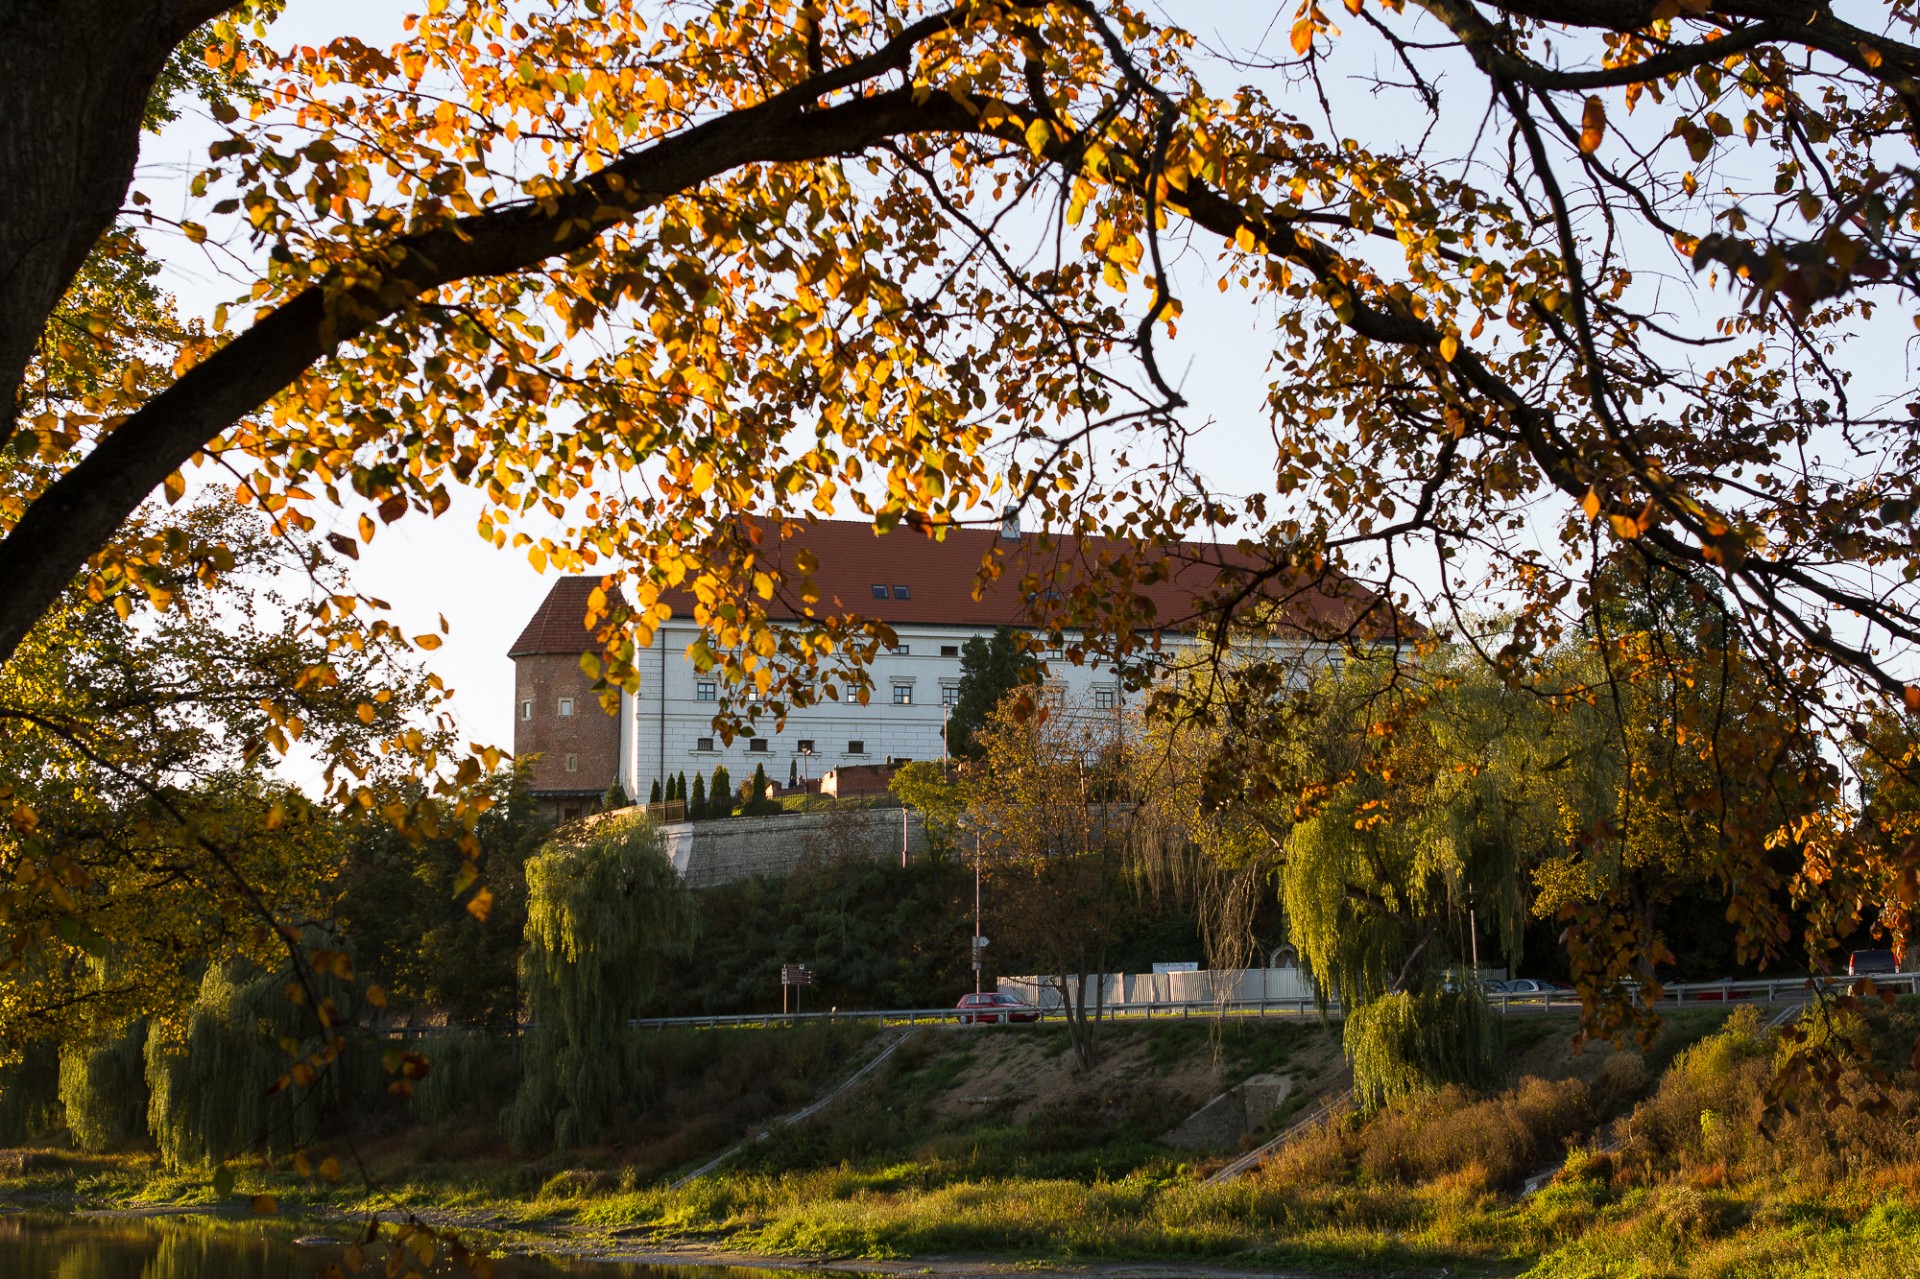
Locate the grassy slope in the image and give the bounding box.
[4,1009,1919,1278]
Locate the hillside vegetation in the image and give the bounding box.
[5,1002,1919,1276]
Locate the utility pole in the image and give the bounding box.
[901,803,909,868]
[974,828,984,995]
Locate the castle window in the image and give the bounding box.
[558,697,575,717]
[1042,685,1065,709]
[888,644,910,656]
[520,699,533,720]
[695,737,715,752]
[892,585,910,599]
[892,684,913,705]
[565,754,578,772]
[749,738,770,753]
[941,685,960,706]
[1094,687,1118,710]
[695,681,716,702]
[940,644,959,657]
[847,739,866,754]
[796,739,816,753]
[871,584,888,599]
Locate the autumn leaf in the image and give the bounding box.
[1580,96,1607,154]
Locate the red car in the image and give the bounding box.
[955,992,1040,1024]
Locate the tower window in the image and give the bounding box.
[557,697,575,717]
[520,699,533,720]
[565,754,578,772]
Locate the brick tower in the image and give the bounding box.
[509,578,622,822]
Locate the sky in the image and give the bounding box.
[128,1,1920,763]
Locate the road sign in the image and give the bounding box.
[781,963,814,986]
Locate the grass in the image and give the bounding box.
[3,1010,1916,1277]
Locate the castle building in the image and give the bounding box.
[510,518,1374,819]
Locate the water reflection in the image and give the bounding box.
[0,1212,830,1279]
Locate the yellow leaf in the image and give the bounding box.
[413,633,443,650]
[319,1156,343,1184]
[690,461,713,493]
[1581,488,1602,520]
[1025,117,1052,158]
[466,887,493,921]
[1439,334,1459,362]
[162,471,186,505]
[1580,96,1606,154]
[1609,513,1641,540]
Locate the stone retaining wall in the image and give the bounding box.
[659,807,930,887]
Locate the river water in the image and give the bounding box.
[0,1210,824,1279]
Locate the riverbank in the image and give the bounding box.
[4,1009,1919,1277]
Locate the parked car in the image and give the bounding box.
[1479,978,1511,996]
[1685,977,1751,1002]
[1849,949,1901,977]
[1502,978,1560,996]
[955,991,1040,1025]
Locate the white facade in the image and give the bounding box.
[615,619,1326,799]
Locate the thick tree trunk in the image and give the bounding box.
[0,2,229,437]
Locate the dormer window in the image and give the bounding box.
[892,585,910,599]
[871,584,888,599]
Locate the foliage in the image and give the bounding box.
[5,0,1920,1112]
[337,766,549,1030]
[889,761,964,862]
[649,779,662,805]
[947,630,1038,761]
[1344,990,1500,1111]
[0,1041,60,1145]
[144,958,374,1170]
[601,780,631,811]
[967,690,1150,1068]
[507,814,697,1152]
[406,1029,506,1128]
[690,772,707,819]
[58,1022,149,1153]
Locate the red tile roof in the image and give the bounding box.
[508,519,1398,656]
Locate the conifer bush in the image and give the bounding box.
[506,814,697,1151]
[691,772,707,819]
[709,766,733,818]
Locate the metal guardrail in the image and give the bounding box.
[622,972,1920,1032]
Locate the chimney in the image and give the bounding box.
[999,508,1021,541]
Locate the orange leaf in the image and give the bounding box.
[1290,16,1314,56]
[466,886,494,921]
[1580,96,1606,154]
[1905,685,1920,713]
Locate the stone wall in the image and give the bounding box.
[659,806,930,887]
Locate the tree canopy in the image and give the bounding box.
[5,0,1920,1082]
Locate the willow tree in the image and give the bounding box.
[506,813,696,1152]
[59,1021,148,1152]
